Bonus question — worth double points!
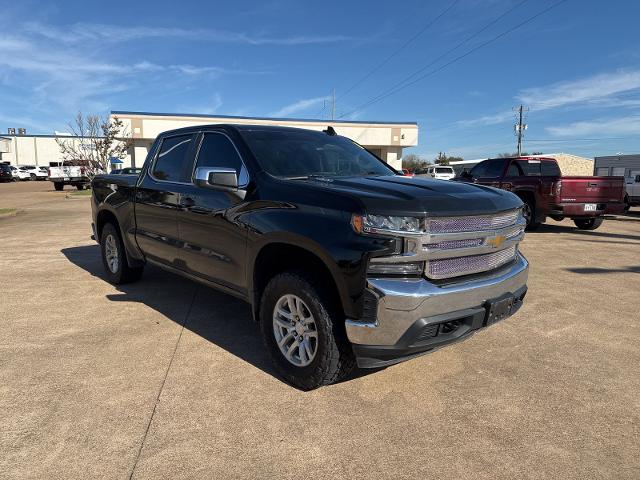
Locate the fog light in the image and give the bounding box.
[367,261,424,276]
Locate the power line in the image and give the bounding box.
[337,0,460,101]
[527,137,631,142]
[339,0,568,119]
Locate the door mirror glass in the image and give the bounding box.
[635,175,640,183]
[194,167,238,191]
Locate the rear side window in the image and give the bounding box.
[541,161,561,176]
[506,161,524,176]
[516,160,541,176]
[153,134,193,182]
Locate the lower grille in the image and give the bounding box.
[427,245,517,280]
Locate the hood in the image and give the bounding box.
[290,175,522,217]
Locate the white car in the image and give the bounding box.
[18,165,48,181]
[426,165,455,180]
[10,166,31,181]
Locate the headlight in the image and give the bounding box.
[352,214,423,235]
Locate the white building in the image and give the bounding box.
[0,112,419,171]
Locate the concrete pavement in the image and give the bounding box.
[1,181,638,479]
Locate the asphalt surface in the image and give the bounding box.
[1,180,639,479]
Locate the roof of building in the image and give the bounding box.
[111,110,418,126]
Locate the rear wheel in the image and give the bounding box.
[29,173,36,181]
[574,217,603,230]
[100,223,144,284]
[521,198,540,231]
[624,195,631,212]
[54,182,64,191]
[76,184,85,190]
[260,271,355,390]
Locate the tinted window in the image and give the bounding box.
[541,161,561,176]
[470,159,506,178]
[153,134,192,181]
[436,167,453,173]
[196,133,243,172]
[506,161,524,176]
[240,129,394,178]
[516,160,541,176]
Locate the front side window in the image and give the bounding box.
[153,134,192,181]
[240,129,395,178]
[195,133,248,185]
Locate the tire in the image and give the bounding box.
[624,195,631,212]
[573,217,604,230]
[76,184,85,191]
[521,197,541,231]
[99,222,144,284]
[54,182,64,191]
[260,271,355,390]
[29,173,36,181]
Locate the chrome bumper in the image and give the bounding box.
[346,253,529,346]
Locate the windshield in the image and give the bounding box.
[436,167,453,173]
[469,159,505,178]
[240,129,396,178]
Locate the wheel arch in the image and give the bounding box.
[250,240,349,324]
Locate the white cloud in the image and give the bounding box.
[518,70,640,110]
[270,96,330,117]
[22,21,351,46]
[546,116,640,137]
[458,69,640,127]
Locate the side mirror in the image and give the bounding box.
[635,174,640,183]
[194,167,239,191]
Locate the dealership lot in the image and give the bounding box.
[1,181,639,479]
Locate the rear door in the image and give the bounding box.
[177,131,249,293]
[135,133,196,265]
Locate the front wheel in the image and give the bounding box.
[76,184,85,190]
[260,272,355,390]
[100,223,144,284]
[574,217,603,230]
[521,198,540,231]
[54,182,64,191]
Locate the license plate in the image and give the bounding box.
[63,177,70,181]
[584,203,597,211]
[485,295,515,326]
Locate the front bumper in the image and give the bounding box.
[346,253,529,368]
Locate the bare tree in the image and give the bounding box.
[56,112,132,179]
[434,152,463,165]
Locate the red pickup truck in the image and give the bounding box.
[458,157,625,230]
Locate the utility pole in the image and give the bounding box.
[331,88,336,121]
[514,105,528,156]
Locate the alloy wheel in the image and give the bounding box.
[104,234,120,274]
[272,294,318,367]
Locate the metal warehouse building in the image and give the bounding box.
[594,154,640,179]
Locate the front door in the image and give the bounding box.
[177,131,249,294]
[135,133,195,266]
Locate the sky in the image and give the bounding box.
[1,0,640,160]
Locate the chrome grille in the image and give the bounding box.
[427,209,520,234]
[428,245,517,279]
[424,238,483,250]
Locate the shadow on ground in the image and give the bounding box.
[534,222,640,243]
[61,245,375,388]
[566,265,640,275]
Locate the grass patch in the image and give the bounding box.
[0,208,17,216]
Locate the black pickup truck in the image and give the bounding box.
[92,125,529,389]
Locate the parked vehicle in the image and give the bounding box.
[0,164,13,182]
[457,157,625,230]
[10,166,31,181]
[426,165,455,180]
[92,125,529,389]
[19,165,48,181]
[624,174,640,210]
[48,161,91,191]
[110,167,142,175]
[401,168,414,177]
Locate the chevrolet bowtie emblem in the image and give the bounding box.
[487,235,506,248]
